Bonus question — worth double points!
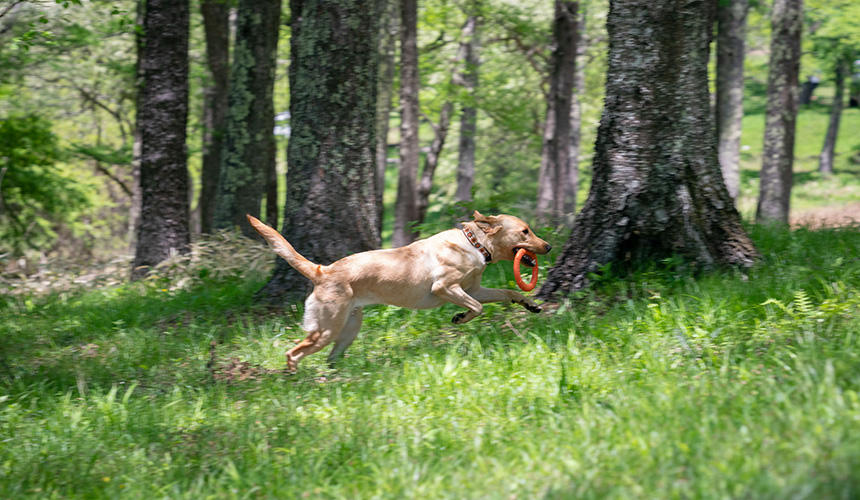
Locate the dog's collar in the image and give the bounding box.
[457,223,492,263]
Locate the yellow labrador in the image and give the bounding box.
[247,211,551,371]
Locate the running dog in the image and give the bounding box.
[247,211,551,371]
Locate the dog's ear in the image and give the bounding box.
[473,211,501,235]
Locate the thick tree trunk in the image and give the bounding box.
[538,0,758,301]
[756,0,802,225]
[199,0,230,234]
[536,0,578,226]
[257,0,381,302]
[455,12,481,206]
[375,0,398,233]
[213,0,281,237]
[392,0,420,247]
[132,0,190,279]
[818,59,847,176]
[715,0,748,201]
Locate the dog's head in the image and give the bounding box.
[472,211,551,266]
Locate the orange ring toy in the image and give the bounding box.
[513,248,539,292]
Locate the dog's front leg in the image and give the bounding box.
[470,287,542,313]
[431,282,483,324]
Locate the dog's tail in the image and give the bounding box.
[246,214,324,284]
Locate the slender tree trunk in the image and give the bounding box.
[128,0,145,255]
[715,0,748,201]
[818,59,847,176]
[199,0,230,234]
[258,0,381,302]
[375,0,397,234]
[392,0,420,247]
[132,0,190,279]
[536,0,578,226]
[564,6,586,223]
[455,11,481,206]
[213,0,281,237]
[756,0,802,225]
[416,101,453,223]
[415,12,480,223]
[538,0,758,301]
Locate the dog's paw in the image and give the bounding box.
[452,312,467,324]
[523,302,542,314]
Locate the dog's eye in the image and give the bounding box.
[522,228,529,235]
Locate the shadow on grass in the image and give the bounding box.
[3,224,859,395]
[0,277,293,394]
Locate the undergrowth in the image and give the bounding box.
[0,224,858,499]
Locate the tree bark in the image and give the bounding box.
[375,0,398,234]
[756,0,802,225]
[199,0,230,234]
[213,0,281,237]
[132,0,190,279]
[455,11,481,206]
[416,101,453,223]
[257,0,381,302]
[715,0,748,201]
[564,6,586,223]
[392,0,420,247]
[536,0,578,227]
[538,0,758,301]
[818,58,847,176]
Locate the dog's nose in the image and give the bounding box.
[544,243,552,252]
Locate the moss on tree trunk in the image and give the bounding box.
[213,0,281,237]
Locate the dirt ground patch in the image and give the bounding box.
[791,203,860,229]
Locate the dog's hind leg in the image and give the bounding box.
[327,307,363,366]
[286,326,343,372]
[286,294,351,372]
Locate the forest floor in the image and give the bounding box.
[1,221,858,499]
[792,201,860,228]
[1,105,858,498]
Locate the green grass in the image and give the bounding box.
[1,224,859,498]
[736,102,860,218]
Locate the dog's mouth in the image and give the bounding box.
[514,248,536,268]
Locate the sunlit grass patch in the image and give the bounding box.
[1,225,859,498]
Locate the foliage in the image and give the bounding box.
[0,224,858,497]
[803,0,860,74]
[0,114,86,255]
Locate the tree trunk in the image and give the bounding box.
[375,0,398,234]
[416,12,481,223]
[536,0,578,227]
[416,101,453,223]
[199,0,230,234]
[392,0,420,247]
[564,6,586,223]
[257,0,381,302]
[455,11,481,206]
[538,0,758,301]
[756,0,802,225]
[818,59,847,176]
[213,0,281,237]
[715,0,748,201]
[132,0,190,279]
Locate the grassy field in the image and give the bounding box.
[2,90,860,498]
[1,221,859,498]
